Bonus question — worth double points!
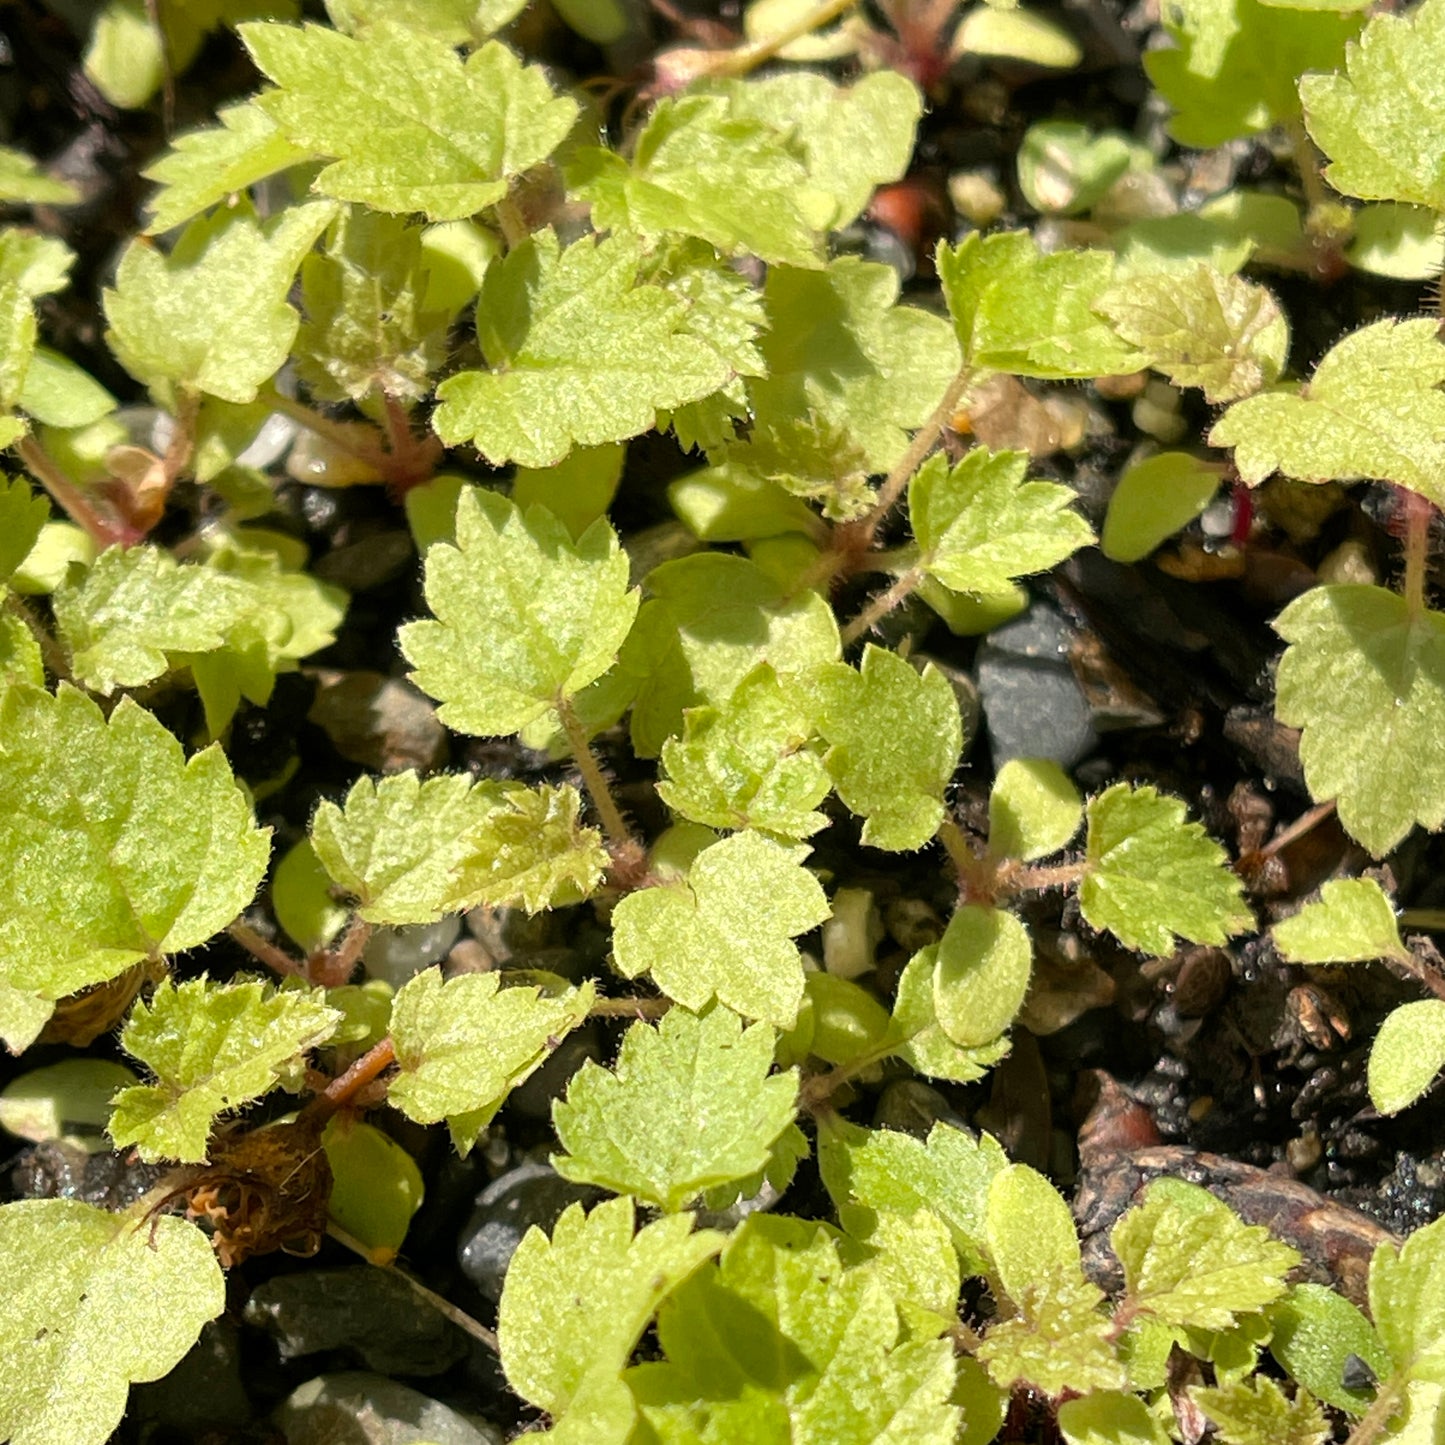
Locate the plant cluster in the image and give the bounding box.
[2,0,1445,1440]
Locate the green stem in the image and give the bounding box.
[798,1037,898,1112]
[1399,910,1445,931]
[557,694,634,849]
[589,995,672,1020]
[706,0,861,75]
[1285,118,1330,217]
[839,564,925,647]
[1344,1376,1403,1445]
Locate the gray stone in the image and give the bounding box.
[275,1372,502,1445]
[872,1079,968,1137]
[506,1024,602,1121]
[244,1267,467,1376]
[364,918,462,989]
[458,1161,601,1302]
[308,671,449,775]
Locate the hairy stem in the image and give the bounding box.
[1344,1377,1403,1445]
[1402,487,1432,622]
[312,915,374,989]
[995,859,1087,900]
[938,817,996,904]
[557,694,634,849]
[228,920,304,978]
[380,392,441,492]
[589,995,673,1020]
[840,563,926,647]
[5,592,70,682]
[304,1036,397,1123]
[18,435,137,548]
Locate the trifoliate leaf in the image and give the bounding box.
[1144,0,1361,147]
[1301,0,1445,211]
[611,830,830,1027]
[1268,1283,1392,1414]
[0,685,270,1009]
[400,487,638,736]
[988,758,1083,862]
[1368,1000,1445,1116]
[909,447,1094,597]
[1190,1376,1329,1445]
[0,1200,224,1445]
[499,1196,724,1429]
[1112,1178,1300,1331]
[294,207,451,403]
[552,1007,798,1213]
[808,644,961,852]
[108,978,341,1163]
[433,228,748,467]
[623,551,840,758]
[104,198,334,406]
[568,95,826,269]
[1080,783,1253,955]
[657,663,831,838]
[715,410,876,521]
[1210,319,1445,504]
[633,1215,960,1444]
[0,477,49,587]
[938,230,1147,380]
[818,1116,1007,1276]
[321,1116,425,1263]
[977,1269,1124,1395]
[243,22,577,219]
[142,100,310,233]
[1058,1391,1171,1445]
[387,967,595,1154]
[1095,264,1287,403]
[0,144,80,206]
[930,904,1033,1047]
[890,946,1013,1084]
[1272,878,1407,964]
[1274,584,1445,856]
[1101,452,1224,563]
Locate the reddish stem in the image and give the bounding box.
[303,1036,397,1123]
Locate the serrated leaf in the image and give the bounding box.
[387,967,595,1154]
[1301,0,1445,211]
[988,758,1082,862]
[1372,1211,1445,1379]
[1058,1391,1171,1445]
[623,551,840,758]
[400,487,638,736]
[1210,318,1445,504]
[809,644,961,851]
[0,1199,224,1445]
[977,1269,1124,1396]
[1268,1283,1391,1414]
[0,477,49,586]
[1368,1000,1445,1115]
[930,904,1033,1047]
[142,100,310,234]
[889,946,1013,1084]
[1095,264,1287,403]
[434,228,749,467]
[938,230,1147,380]
[1190,1376,1329,1445]
[657,663,830,838]
[499,1196,724,1428]
[322,1116,424,1262]
[512,443,625,543]
[612,830,829,1027]
[1144,0,1361,147]
[553,1007,798,1212]
[1273,584,1445,857]
[1112,1178,1300,1331]
[0,144,80,206]
[1272,878,1407,964]
[1101,452,1224,563]
[0,685,270,1009]
[108,978,341,1163]
[1080,783,1253,955]
[633,1214,960,1443]
[910,447,1095,597]
[243,22,576,219]
[104,198,334,406]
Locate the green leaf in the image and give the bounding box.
[954,5,1083,66]
[499,1196,724,1429]
[1372,1212,1445,1380]
[1080,783,1253,955]
[325,0,498,42]
[0,477,49,587]
[0,610,42,691]
[986,1163,1083,1301]
[1190,1376,1329,1445]
[931,904,1033,1047]
[889,946,1014,1084]
[295,207,452,402]
[1112,1178,1300,1331]
[1210,318,1445,504]
[387,967,595,1154]
[1017,121,1150,216]
[1268,1283,1392,1414]
[104,198,334,406]
[1301,0,1445,210]
[988,758,1083,862]
[108,977,341,1163]
[553,1007,798,1213]
[0,1058,138,1151]
[1095,265,1287,403]
[243,23,577,219]
[1368,1000,1445,1115]
[612,829,830,1028]
[622,551,839,758]
[1101,452,1224,563]
[19,347,117,428]
[1058,1391,1171,1445]
[142,100,310,234]
[322,1116,425,1262]
[1346,203,1445,280]
[1144,0,1361,147]
[938,230,1147,379]
[657,663,831,838]
[1273,585,1445,856]
[809,644,961,851]
[977,1268,1124,1395]
[0,685,270,1009]
[433,228,750,467]
[512,443,625,543]
[400,488,638,736]
[271,839,348,954]
[632,1214,960,1443]
[0,1200,224,1445]
[910,447,1095,598]
[1272,878,1407,964]
[0,144,80,206]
